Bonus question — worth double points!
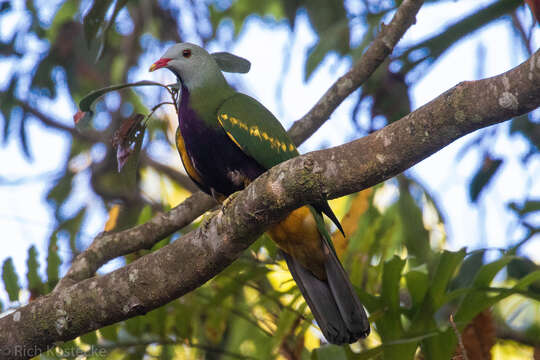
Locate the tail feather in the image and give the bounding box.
[280,248,370,344]
[324,243,370,336]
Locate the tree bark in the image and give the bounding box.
[1,44,539,359]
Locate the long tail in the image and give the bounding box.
[280,244,370,344]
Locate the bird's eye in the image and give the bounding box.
[182,49,191,58]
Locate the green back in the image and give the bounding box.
[217,93,299,170]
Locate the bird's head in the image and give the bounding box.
[149,42,250,91]
[149,43,221,90]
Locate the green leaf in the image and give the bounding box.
[2,258,20,302]
[472,255,513,287]
[95,0,129,61]
[469,156,503,202]
[508,257,537,279]
[510,114,539,152]
[83,0,114,47]
[520,200,540,215]
[0,2,11,12]
[99,324,118,341]
[405,265,429,308]
[47,0,79,41]
[397,180,431,264]
[270,308,298,351]
[46,171,75,214]
[137,204,153,225]
[377,256,418,359]
[19,113,31,159]
[376,256,416,359]
[354,345,383,360]
[125,315,144,337]
[453,256,514,325]
[430,249,466,308]
[80,330,98,345]
[450,250,484,290]
[512,269,540,292]
[508,200,540,216]
[159,345,174,360]
[381,256,406,314]
[26,245,43,297]
[47,235,62,290]
[1,80,17,143]
[56,207,87,255]
[311,345,347,360]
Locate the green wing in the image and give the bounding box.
[217,93,298,170]
[217,93,345,236]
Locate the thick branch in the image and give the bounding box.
[288,0,424,145]
[56,0,425,287]
[2,47,539,359]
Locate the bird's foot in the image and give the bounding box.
[201,209,220,230]
[222,190,242,210]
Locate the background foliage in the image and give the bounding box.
[0,0,539,359]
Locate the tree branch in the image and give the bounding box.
[55,0,425,289]
[2,46,539,359]
[288,0,424,145]
[54,191,215,290]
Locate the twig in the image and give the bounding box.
[15,99,102,143]
[511,11,532,55]
[54,191,216,291]
[450,314,469,360]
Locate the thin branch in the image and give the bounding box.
[511,11,533,55]
[2,47,540,358]
[450,314,469,360]
[288,0,424,145]
[15,99,102,143]
[54,191,215,290]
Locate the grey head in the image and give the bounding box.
[149,42,250,90]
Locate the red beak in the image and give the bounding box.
[149,58,172,72]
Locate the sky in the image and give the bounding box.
[0,0,539,307]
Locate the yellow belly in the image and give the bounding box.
[268,206,327,280]
[176,128,203,184]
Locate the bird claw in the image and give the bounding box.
[200,191,240,231]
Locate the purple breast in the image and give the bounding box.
[177,84,265,196]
